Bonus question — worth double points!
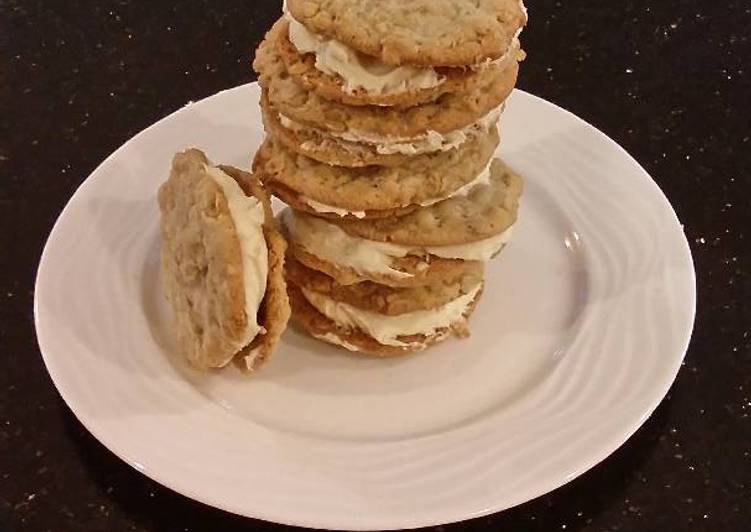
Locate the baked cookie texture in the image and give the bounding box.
[260,95,417,168]
[330,159,522,246]
[158,149,289,371]
[252,128,499,217]
[260,179,418,220]
[287,0,527,67]
[254,21,519,138]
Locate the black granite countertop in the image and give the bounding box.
[2,1,750,531]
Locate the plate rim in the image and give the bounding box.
[34,83,696,530]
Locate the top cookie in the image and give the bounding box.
[287,0,527,67]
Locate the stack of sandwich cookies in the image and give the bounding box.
[278,159,520,354]
[277,159,521,355]
[252,0,527,355]
[158,149,290,371]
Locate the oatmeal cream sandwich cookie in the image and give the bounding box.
[252,126,499,220]
[286,258,485,356]
[260,93,499,168]
[279,159,522,288]
[158,149,290,371]
[287,281,483,356]
[286,257,484,316]
[277,15,524,108]
[286,0,527,67]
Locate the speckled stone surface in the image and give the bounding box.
[1,1,750,531]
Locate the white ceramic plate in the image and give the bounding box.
[35,83,695,530]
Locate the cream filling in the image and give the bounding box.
[300,159,492,217]
[205,165,268,364]
[279,102,502,156]
[302,284,481,347]
[312,332,362,352]
[286,15,444,95]
[303,197,367,219]
[281,208,413,278]
[428,227,514,261]
[281,208,514,279]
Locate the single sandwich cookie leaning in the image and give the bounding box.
[278,159,521,288]
[253,126,499,220]
[158,149,290,371]
[287,282,483,357]
[277,16,524,108]
[286,0,527,67]
[285,256,484,316]
[253,25,518,143]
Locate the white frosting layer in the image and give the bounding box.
[205,166,268,361]
[281,208,514,278]
[302,284,481,347]
[313,332,361,352]
[303,197,367,218]
[279,103,502,156]
[286,15,444,95]
[427,227,514,261]
[281,208,413,278]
